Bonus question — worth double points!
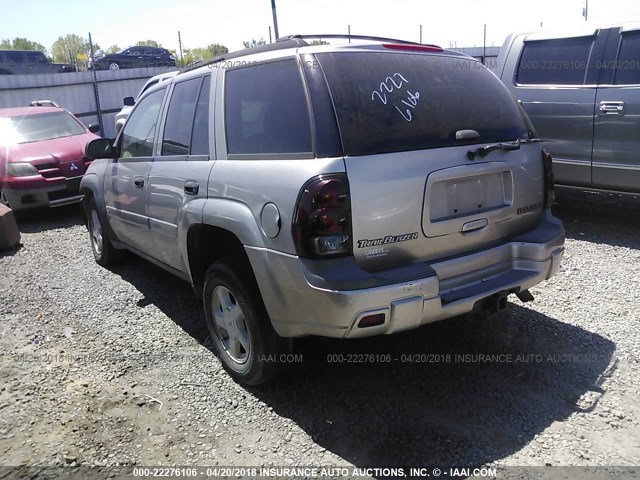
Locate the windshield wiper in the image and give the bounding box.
[467,139,522,160]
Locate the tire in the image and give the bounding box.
[203,259,289,385]
[108,62,120,70]
[86,198,121,266]
[0,189,10,208]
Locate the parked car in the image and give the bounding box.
[115,71,178,134]
[0,101,101,210]
[88,46,176,70]
[497,22,640,194]
[0,50,75,75]
[82,35,565,385]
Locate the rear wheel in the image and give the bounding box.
[203,259,289,385]
[86,198,121,266]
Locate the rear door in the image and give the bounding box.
[104,87,166,252]
[147,74,214,271]
[317,50,544,271]
[592,27,640,193]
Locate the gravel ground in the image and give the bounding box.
[1,188,639,476]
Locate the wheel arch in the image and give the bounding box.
[185,199,266,294]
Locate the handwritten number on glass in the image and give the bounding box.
[371,73,420,122]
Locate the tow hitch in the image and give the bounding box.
[486,291,510,312]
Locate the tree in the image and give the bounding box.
[51,34,97,67]
[243,38,266,49]
[106,44,120,54]
[310,40,329,46]
[0,37,47,53]
[205,43,228,57]
[137,40,162,47]
[178,44,229,67]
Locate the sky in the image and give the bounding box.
[1,0,639,53]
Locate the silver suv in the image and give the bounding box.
[81,35,565,384]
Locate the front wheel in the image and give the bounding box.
[203,259,289,385]
[108,62,120,70]
[86,198,121,266]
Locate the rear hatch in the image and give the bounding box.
[315,49,544,271]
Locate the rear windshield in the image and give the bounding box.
[316,52,530,156]
[0,111,86,144]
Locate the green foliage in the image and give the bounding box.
[0,37,47,53]
[106,44,121,54]
[310,40,329,46]
[179,43,229,67]
[243,38,266,49]
[51,34,95,65]
[137,40,162,47]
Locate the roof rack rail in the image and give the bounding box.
[179,38,309,74]
[30,100,59,108]
[281,33,440,49]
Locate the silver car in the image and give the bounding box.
[497,23,640,194]
[81,34,565,384]
[114,70,178,134]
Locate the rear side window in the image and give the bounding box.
[225,59,312,156]
[317,52,530,156]
[162,77,202,155]
[191,75,211,155]
[614,32,640,85]
[516,37,593,85]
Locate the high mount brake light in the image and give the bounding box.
[382,43,443,53]
[292,174,352,258]
[542,149,555,209]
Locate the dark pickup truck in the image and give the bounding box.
[0,50,75,75]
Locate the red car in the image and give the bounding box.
[0,104,101,210]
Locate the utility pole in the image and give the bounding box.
[348,25,351,43]
[271,0,280,40]
[583,0,588,21]
[177,31,184,67]
[420,25,423,44]
[482,24,487,65]
[87,32,104,138]
[269,26,272,44]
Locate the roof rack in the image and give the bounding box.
[281,33,441,49]
[179,38,308,74]
[30,100,59,108]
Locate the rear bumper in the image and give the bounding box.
[247,210,565,339]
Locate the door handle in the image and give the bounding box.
[599,101,625,115]
[184,181,199,195]
[133,176,145,188]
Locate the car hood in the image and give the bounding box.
[1,131,100,165]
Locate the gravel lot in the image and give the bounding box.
[1,189,639,475]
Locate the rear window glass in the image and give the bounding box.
[517,37,593,85]
[0,111,85,144]
[316,52,530,156]
[225,58,312,156]
[614,32,640,85]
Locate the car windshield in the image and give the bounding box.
[0,111,86,144]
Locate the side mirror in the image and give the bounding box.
[88,123,101,134]
[123,96,135,107]
[85,138,117,160]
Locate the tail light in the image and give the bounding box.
[542,149,555,208]
[292,174,352,258]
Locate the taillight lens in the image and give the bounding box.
[542,149,555,208]
[292,174,352,258]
